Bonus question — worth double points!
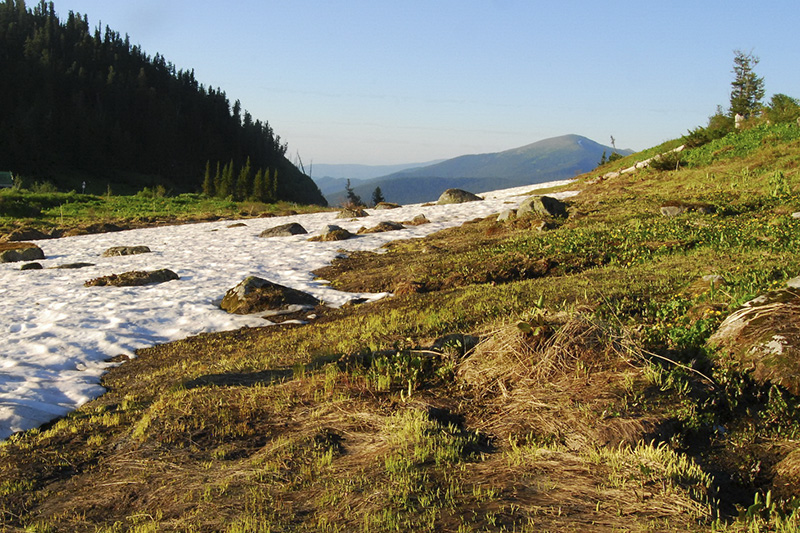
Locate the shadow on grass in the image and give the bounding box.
[183,354,341,389]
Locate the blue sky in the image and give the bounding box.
[51,1,800,166]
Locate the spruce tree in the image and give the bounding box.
[235,157,252,201]
[252,168,266,202]
[202,160,214,197]
[371,186,385,206]
[730,50,765,119]
[270,168,279,202]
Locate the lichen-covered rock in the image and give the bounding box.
[259,222,307,237]
[0,242,45,263]
[308,225,356,242]
[436,189,483,205]
[85,269,179,287]
[220,276,319,315]
[357,221,404,234]
[101,246,151,257]
[707,287,800,394]
[336,207,369,219]
[517,195,568,218]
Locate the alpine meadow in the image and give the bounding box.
[2,2,800,532]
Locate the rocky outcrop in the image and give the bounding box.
[220,276,319,315]
[259,222,307,238]
[102,246,151,257]
[437,189,483,205]
[0,242,45,263]
[707,285,800,395]
[308,225,356,242]
[357,221,404,234]
[374,202,401,210]
[85,269,180,287]
[517,195,568,218]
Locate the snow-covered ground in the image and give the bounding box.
[0,181,576,440]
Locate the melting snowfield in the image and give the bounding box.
[0,182,575,439]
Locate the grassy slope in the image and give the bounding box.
[2,124,800,532]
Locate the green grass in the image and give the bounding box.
[0,189,329,234]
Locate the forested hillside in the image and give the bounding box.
[0,0,325,205]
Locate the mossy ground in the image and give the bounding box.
[3,124,800,532]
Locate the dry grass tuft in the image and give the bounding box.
[457,313,668,450]
[459,312,621,391]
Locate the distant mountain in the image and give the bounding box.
[312,161,443,197]
[327,135,632,205]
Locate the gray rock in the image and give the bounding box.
[374,202,401,210]
[336,207,369,219]
[85,269,180,287]
[220,276,319,315]
[405,214,431,226]
[53,263,95,269]
[357,221,405,234]
[517,195,568,218]
[309,225,356,242]
[708,288,800,395]
[497,209,517,222]
[0,244,45,263]
[20,262,43,270]
[259,222,307,238]
[437,189,483,205]
[791,212,800,220]
[101,246,151,257]
[660,205,689,217]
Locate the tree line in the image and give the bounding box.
[0,0,325,204]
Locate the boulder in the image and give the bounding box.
[53,262,95,269]
[659,202,715,217]
[374,202,401,210]
[497,209,517,222]
[308,225,356,242]
[517,195,568,218]
[259,222,307,238]
[102,246,151,257]
[85,269,180,287]
[404,214,430,226]
[336,207,369,219]
[220,276,319,315]
[6,227,51,241]
[707,287,800,395]
[357,221,404,234]
[0,242,45,263]
[20,262,43,270]
[436,189,483,205]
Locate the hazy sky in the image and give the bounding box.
[50,1,800,166]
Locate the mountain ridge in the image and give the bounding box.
[324,134,632,205]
